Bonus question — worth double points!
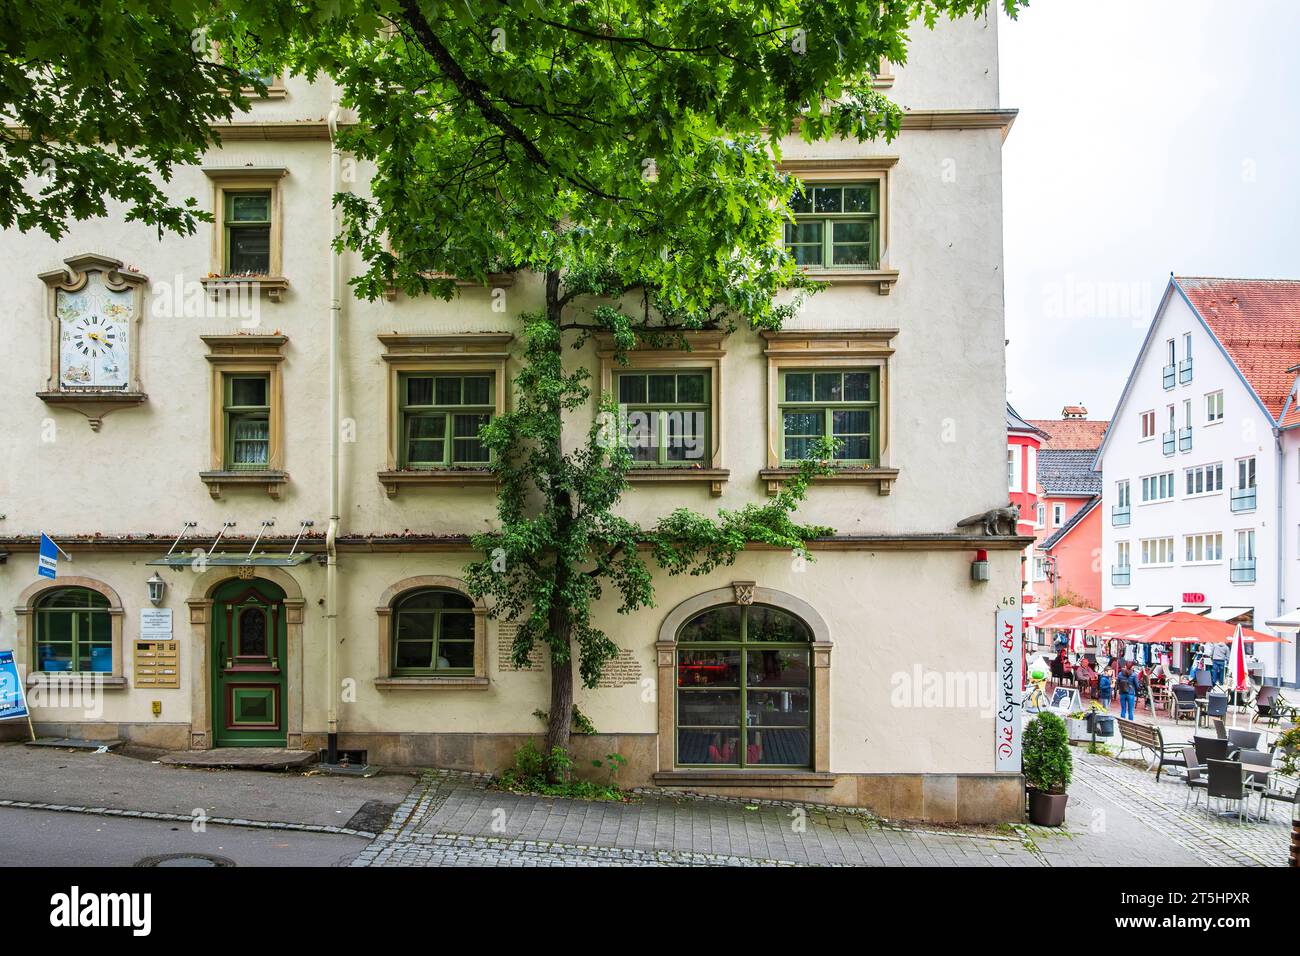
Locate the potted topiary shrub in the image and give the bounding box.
[1023,712,1073,826]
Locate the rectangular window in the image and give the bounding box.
[1036,503,1046,527]
[223,373,270,470]
[786,182,879,269]
[1117,480,1131,507]
[1237,529,1256,560]
[1205,390,1223,423]
[618,370,712,466]
[1140,410,1156,439]
[223,190,272,274]
[1238,456,1256,489]
[1184,462,1223,496]
[1139,537,1175,566]
[399,373,494,468]
[1184,532,1223,564]
[1117,541,1131,567]
[1052,503,1064,527]
[1140,471,1175,503]
[777,369,877,465]
[1007,448,1017,490]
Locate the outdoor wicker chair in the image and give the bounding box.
[1258,778,1298,821]
[1227,728,1263,753]
[1206,760,1248,823]
[1193,734,1230,766]
[1171,684,1197,724]
[1180,745,1207,810]
[1212,717,1227,739]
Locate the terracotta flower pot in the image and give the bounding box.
[1028,789,1068,827]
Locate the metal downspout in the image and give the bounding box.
[325,90,342,762]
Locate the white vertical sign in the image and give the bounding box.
[995,605,1023,772]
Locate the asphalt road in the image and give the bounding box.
[0,806,369,867]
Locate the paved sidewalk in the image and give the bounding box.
[354,770,1039,867]
[0,742,414,832]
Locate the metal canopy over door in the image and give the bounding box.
[211,578,287,746]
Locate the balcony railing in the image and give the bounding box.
[1178,426,1193,452]
[1112,566,1131,586]
[1162,364,1176,389]
[1230,486,1257,512]
[1162,432,1176,456]
[1178,358,1193,384]
[1229,558,1256,584]
[1112,505,1131,526]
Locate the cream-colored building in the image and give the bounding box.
[0,16,1027,821]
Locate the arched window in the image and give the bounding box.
[34,587,113,673]
[676,604,812,768]
[392,589,476,676]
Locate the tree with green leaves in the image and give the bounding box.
[3,0,1025,775]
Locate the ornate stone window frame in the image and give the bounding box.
[14,577,128,690]
[653,583,831,781]
[779,157,900,294]
[37,253,149,431]
[373,575,490,690]
[199,333,288,498]
[201,166,290,301]
[759,329,900,496]
[594,330,729,496]
[377,332,513,497]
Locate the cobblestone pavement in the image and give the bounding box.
[1033,749,1293,868]
[353,749,1295,867]
[351,771,1038,867]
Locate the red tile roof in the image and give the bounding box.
[1177,277,1300,425]
[1025,418,1109,451]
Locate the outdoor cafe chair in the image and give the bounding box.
[1193,735,1230,767]
[1180,745,1207,810]
[1212,718,1227,739]
[1228,728,1263,753]
[1206,760,1249,823]
[1171,685,1197,724]
[1258,777,1298,821]
[1236,749,1273,791]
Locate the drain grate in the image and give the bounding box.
[134,853,236,868]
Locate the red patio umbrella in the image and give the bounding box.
[1032,605,1097,629]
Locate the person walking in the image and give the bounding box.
[1097,665,1113,711]
[1211,639,1229,687]
[1117,661,1139,720]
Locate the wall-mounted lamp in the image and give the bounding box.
[146,572,167,606]
[970,548,990,583]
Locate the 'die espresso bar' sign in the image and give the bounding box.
[994,606,1022,772]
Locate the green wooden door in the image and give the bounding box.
[211,578,287,747]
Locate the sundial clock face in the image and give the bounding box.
[58,272,131,389]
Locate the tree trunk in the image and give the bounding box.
[542,267,575,782]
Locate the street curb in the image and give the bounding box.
[0,798,378,838]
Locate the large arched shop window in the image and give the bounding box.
[391,589,476,676]
[34,587,113,673]
[676,603,813,768]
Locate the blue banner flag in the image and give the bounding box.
[0,651,29,721]
[38,533,58,579]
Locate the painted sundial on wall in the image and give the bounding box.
[58,272,132,389]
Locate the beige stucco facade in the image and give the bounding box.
[0,15,1028,822]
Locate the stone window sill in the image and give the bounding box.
[760,467,899,497]
[653,770,835,788]
[378,469,496,497]
[374,676,490,691]
[201,276,290,302]
[27,674,128,690]
[799,268,900,295]
[200,470,289,500]
[625,468,729,497]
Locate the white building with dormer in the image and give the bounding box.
[1096,276,1300,687]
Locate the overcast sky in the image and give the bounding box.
[998,0,1300,421]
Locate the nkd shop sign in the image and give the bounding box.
[1182,592,1206,604]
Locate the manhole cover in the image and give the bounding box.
[134,853,235,868]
